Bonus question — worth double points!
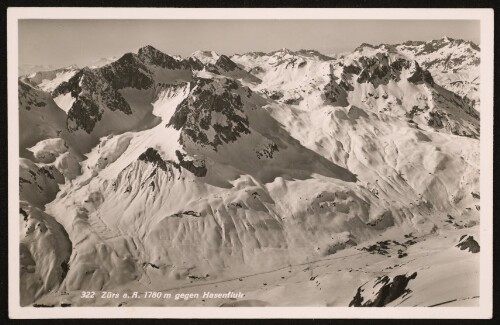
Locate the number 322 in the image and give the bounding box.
[81,291,95,299]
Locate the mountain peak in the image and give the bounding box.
[80,66,93,73]
[191,50,221,65]
[437,37,480,51]
[233,51,266,57]
[138,44,161,54]
[136,45,201,70]
[354,43,376,51]
[294,49,334,61]
[167,77,250,150]
[137,45,171,61]
[64,64,79,70]
[277,47,294,54]
[192,50,220,56]
[267,48,296,57]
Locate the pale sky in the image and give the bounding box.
[19,20,480,69]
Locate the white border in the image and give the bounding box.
[7,7,494,319]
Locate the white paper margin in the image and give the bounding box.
[7,7,494,319]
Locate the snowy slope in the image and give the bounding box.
[19,201,72,306]
[24,65,79,93]
[17,40,481,307]
[18,80,71,157]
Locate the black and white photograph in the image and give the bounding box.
[7,8,494,319]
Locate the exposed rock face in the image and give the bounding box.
[255,142,279,160]
[175,150,207,177]
[370,37,481,110]
[167,77,251,150]
[99,53,154,90]
[354,55,434,87]
[138,45,203,71]
[214,54,239,71]
[138,147,177,173]
[342,63,362,75]
[19,80,43,110]
[349,272,417,307]
[357,37,480,73]
[267,90,283,100]
[456,235,480,253]
[18,80,71,155]
[399,37,480,71]
[53,45,205,134]
[20,158,65,209]
[296,49,334,61]
[406,61,435,86]
[137,147,207,177]
[54,67,132,133]
[338,50,478,139]
[323,72,349,107]
[355,54,405,85]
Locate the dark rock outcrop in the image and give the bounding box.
[355,55,411,86]
[138,147,176,173]
[175,150,207,177]
[406,61,435,86]
[323,74,348,107]
[137,147,207,178]
[54,68,132,133]
[53,45,205,134]
[456,235,480,253]
[349,272,417,307]
[168,77,250,150]
[214,54,239,71]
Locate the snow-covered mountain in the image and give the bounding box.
[19,64,57,77]
[347,37,481,110]
[89,56,119,69]
[23,65,80,93]
[18,39,481,307]
[233,37,480,111]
